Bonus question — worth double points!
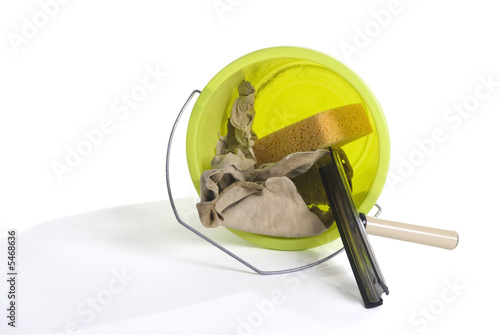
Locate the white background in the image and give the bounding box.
[1,0,499,334]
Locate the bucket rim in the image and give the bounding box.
[186,46,390,250]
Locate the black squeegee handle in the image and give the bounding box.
[319,149,389,308]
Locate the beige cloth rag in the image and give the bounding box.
[196,80,333,238]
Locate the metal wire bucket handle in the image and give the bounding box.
[165,90,345,275]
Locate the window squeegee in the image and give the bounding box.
[320,149,389,308]
[320,148,459,308]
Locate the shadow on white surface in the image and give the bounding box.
[12,199,371,335]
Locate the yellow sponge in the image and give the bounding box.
[253,103,372,166]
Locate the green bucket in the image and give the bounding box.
[186,46,390,251]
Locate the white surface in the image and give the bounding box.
[0,199,490,335]
[1,0,500,334]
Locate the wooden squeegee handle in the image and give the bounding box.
[365,216,459,250]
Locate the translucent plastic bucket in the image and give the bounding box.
[185,46,390,251]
